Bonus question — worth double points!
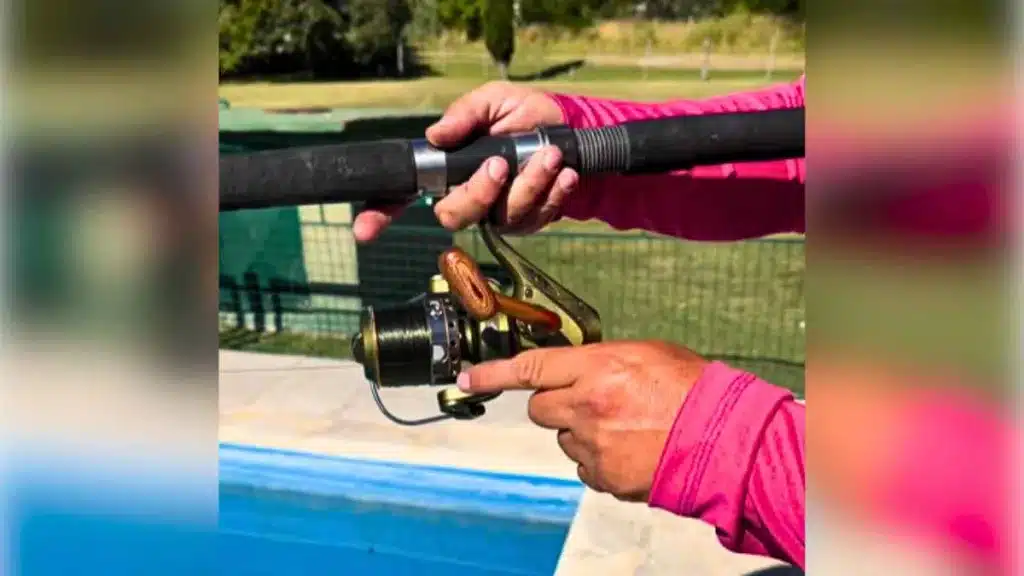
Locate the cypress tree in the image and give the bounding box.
[483,0,515,79]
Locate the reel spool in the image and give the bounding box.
[351,222,602,426]
[351,275,514,425]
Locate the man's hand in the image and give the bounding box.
[457,341,708,502]
[352,81,577,242]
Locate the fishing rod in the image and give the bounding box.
[220,107,804,211]
[219,107,805,426]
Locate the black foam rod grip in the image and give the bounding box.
[219,140,418,211]
[444,135,519,187]
[623,108,804,173]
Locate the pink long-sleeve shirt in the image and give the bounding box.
[549,81,809,569]
[547,79,1010,574]
[553,80,806,240]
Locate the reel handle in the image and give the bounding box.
[438,247,561,331]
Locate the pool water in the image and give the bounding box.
[220,444,585,576]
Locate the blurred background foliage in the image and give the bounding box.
[219,0,804,80]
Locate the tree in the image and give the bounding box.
[218,0,416,79]
[518,0,602,29]
[343,0,412,75]
[483,0,515,79]
[408,0,442,42]
[219,0,345,77]
[437,0,484,41]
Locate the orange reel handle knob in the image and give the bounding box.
[438,248,499,319]
[438,247,562,331]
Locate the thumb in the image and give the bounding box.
[457,347,585,394]
[426,87,504,148]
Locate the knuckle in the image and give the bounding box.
[527,151,555,175]
[585,389,617,418]
[533,205,559,228]
[602,351,631,370]
[514,352,546,389]
[526,393,547,425]
[469,175,500,202]
[575,464,589,485]
[508,178,541,201]
[582,469,605,493]
[591,427,615,456]
[584,370,627,418]
[515,170,553,197]
[503,193,536,222]
[555,428,572,450]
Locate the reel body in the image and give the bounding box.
[351,222,601,425]
[351,274,514,423]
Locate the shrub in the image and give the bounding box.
[682,12,803,52]
[219,0,416,80]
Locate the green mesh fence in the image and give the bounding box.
[218,109,806,394]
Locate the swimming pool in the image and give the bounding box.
[220,444,585,575]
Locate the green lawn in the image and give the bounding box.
[219,50,802,111]
[418,52,803,83]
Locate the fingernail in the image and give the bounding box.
[542,148,561,171]
[558,170,579,190]
[352,221,370,242]
[435,209,455,230]
[456,372,472,392]
[487,158,508,182]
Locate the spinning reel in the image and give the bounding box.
[350,221,602,425]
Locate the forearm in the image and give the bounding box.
[549,79,806,240]
[649,362,806,568]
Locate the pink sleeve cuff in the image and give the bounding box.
[549,92,607,129]
[649,361,794,545]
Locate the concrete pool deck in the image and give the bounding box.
[220,350,795,576]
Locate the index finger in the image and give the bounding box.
[352,200,409,243]
[457,346,591,394]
